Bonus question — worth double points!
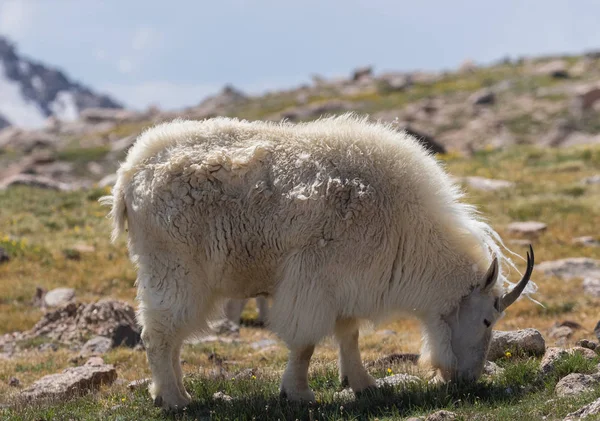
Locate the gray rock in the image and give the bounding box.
[506,221,547,237]
[572,236,600,247]
[43,288,75,307]
[376,373,421,388]
[425,410,457,421]
[470,88,495,106]
[19,358,117,403]
[483,361,505,376]
[564,397,600,420]
[582,175,600,185]
[540,347,598,375]
[488,329,546,361]
[537,258,600,281]
[80,336,112,355]
[461,176,515,191]
[212,391,233,402]
[583,278,600,297]
[0,174,73,191]
[555,373,596,397]
[127,378,150,390]
[575,339,597,350]
[549,325,574,341]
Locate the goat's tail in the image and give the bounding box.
[98,172,128,244]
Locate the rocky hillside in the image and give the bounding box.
[1,49,600,191]
[0,37,122,130]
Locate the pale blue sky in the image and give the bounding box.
[1,0,600,110]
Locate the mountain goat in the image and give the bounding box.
[100,114,537,410]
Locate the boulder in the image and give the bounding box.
[564,397,600,420]
[536,258,600,281]
[19,358,117,403]
[488,329,546,361]
[555,373,596,397]
[43,288,75,307]
[506,221,547,237]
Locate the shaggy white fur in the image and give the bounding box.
[100,114,537,409]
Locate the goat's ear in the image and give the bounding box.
[481,257,499,292]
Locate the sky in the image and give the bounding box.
[1,0,600,111]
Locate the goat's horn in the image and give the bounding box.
[500,245,534,310]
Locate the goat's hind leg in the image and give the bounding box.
[335,319,376,394]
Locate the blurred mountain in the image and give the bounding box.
[0,36,122,130]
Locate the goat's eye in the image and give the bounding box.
[483,319,491,328]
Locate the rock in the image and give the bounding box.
[572,236,600,247]
[555,373,596,397]
[111,322,142,348]
[19,358,117,403]
[127,378,150,390]
[488,329,546,361]
[250,339,278,350]
[470,89,495,106]
[595,321,600,341]
[79,108,145,124]
[582,175,600,185]
[506,221,547,237]
[536,60,569,78]
[549,325,574,341]
[536,258,600,281]
[375,373,421,388]
[402,126,446,155]
[43,288,75,307]
[425,410,457,421]
[0,127,59,153]
[8,377,20,387]
[572,87,600,116]
[583,278,600,297]
[564,397,600,420]
[24,299,140,347]
[461,176,515,191]
[80,336,112,356]
[273,100,356,122]
[0,246,9,264]
[378,74,411,92]
[575,339,597,350]
[483,361,505,376]
[352,66,373,81]
[0,174,73,191]
[212,391,233,402]
[540,347,598,375]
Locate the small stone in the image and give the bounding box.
[8,377,20,387]
[375,373,421,388]
[488,329,546,361]
[536,258,600,281]
[469,88,495,106]
[564,397,600,420]
[555,373,596,397]
[461,176,515,191]
[212,391,233,402]
[483,361,505,376]
[80,336,112,356]
[506,221,548,237]
[333,388,355,402]
[425,410,457,421]
[250,339,278,350]
[43,288,75,307]
[572,236,600,247]
[582,175,600,185]
[549,326,574,340]
[583,278,600,297]
[127,378,150,390]
[575,339,597,350]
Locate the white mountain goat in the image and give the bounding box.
[100,114,537,410]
